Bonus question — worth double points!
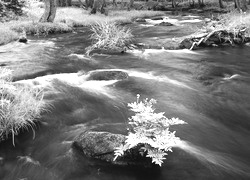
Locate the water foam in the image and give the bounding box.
[128,70,194,90]
[16,71,122,99]
[68,53,93,61]
[145,17,179,25]
[128,48,200,59]
[179,19,203,23]
[223,74,240,80]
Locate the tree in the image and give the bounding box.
[90,0,107,15]
[241,0,248,10]
[234,0,248,11]
[219,0,224,8]
[39,0,57,22]
[172,0,177,8]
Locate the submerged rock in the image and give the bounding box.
[150,17,163,21]
[86,70,129,81]
[155,22,174,26]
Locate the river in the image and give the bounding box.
[0,14,250,180]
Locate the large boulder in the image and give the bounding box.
[86,70,129,81]
[73,131,152,166]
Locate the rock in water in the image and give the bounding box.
[155,22,174,26]
[151,17,163,21]
[73,131,125,163]
[86,70,129,81]
[18,36,27,43]
[73,131,152,166]
[179,38,195,49]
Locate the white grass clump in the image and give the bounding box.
[0,68,48,145]
[86,21,133,54]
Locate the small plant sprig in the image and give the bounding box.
[114,94,186,166]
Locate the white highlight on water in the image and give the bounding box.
[144,16,202,26]
[68,53,93,61]
[145,16,179,25]
[179,19,202,23]
[128,70,194,90]
[223,74,240,80]
[128,48,200,59]
[16,71,121,99]
[175,140,250,176]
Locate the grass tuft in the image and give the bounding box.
[0,26,19,45]
[8,21,72,35]
[86,21,133,54]
[218,10,250,36]
[0,68,48,145]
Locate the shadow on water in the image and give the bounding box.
[1,15,250,180]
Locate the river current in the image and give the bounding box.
[0,14,250,180]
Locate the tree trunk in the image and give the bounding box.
[40,0,57,22]
[172,0,176,8]
[235,0,241,10]
[91,0,107,14]
[112,0,117,6]
[198,0,201,7]
[128,0,134,10]
[234,0,248,11]
[241,0,248,10]
[219,0,224,8]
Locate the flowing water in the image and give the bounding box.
[1,15,250,180]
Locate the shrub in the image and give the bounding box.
[86,21,133,55]
[114,95,186,166]
[0,68,48,145]
[0,0,25,22]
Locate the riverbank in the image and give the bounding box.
[180,10,250,49]
[128,10,250,50]
[0,6,165,45]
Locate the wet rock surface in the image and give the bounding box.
[73,131,125,163]
[155,22,174,26]
[73,131,152,166]
[86,70,129,81]
[18,36,28,43]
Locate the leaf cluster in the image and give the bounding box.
[114,95,186,166]
[0,0,25,22]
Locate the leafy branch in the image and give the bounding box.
[114,95,186,166]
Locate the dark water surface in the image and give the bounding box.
[0,15,250,180]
